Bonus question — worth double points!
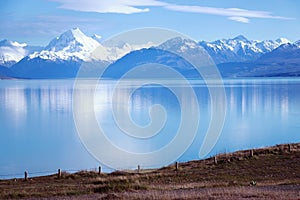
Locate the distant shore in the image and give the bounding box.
[1,142,299,199]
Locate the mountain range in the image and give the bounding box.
[0,39,42,67]
[199,35,290,64]
[0,28,299,79]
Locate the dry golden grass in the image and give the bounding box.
[0,143,299,199]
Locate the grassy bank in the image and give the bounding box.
[1,143,299,199]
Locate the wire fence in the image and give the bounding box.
[0,166,117,180]
[1,144,296,180]
[0,155,203,180]
[0,163,167,180]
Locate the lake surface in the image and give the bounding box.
[0,78,300,178]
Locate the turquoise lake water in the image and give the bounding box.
[0,78,299,178]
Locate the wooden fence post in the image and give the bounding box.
[288,144,291,152]
[214,156,217,164]
[57,169,61,179]
[175,162,179,171]
[250,149,254,157]
[24,171,28,181]
[98,166,102,175]
[137,165,141,173]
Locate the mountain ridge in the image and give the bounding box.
[199,35,290,64]
[0,39,42,67]
[1,28,299,79]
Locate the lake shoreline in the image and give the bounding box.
[1,142,299,199]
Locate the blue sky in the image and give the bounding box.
[1,0,299,45]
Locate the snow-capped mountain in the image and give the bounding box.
[10,28,155,78]
[102,39,154,62]
[158,37,202,56]
[2,28,299,79]
[294,40,300,47]
[11,28,107,78]
[0,39,41,67]
[28,28,109,62]
[102,37,212,79]
[218,42,300,77]
[256,43,300,64]
[25,28,154,63]
[199,35,290,64]
[253,43,300,76]
[157,37,213,69]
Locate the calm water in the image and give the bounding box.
[0,78,300,178]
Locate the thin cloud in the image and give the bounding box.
[164,4,293,23]
[50,0,166,14]
[50,0,293,22]
[228,16,250,23]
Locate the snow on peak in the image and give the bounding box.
[276,38,290,44]
[276,43,300,51]
[0,39,31,66]
[158,37,199,53]
[294,40,300,48]
[102,41,154,61]
[29,28,110,61]
[0,39,27,48]
[199,35,292,64]
[27,28,156,62]
[2,29,295,68]
[46,27,99,51]
[70,27,83,35]
[92,34,102,42]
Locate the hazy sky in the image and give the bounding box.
[1,0,299,45]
